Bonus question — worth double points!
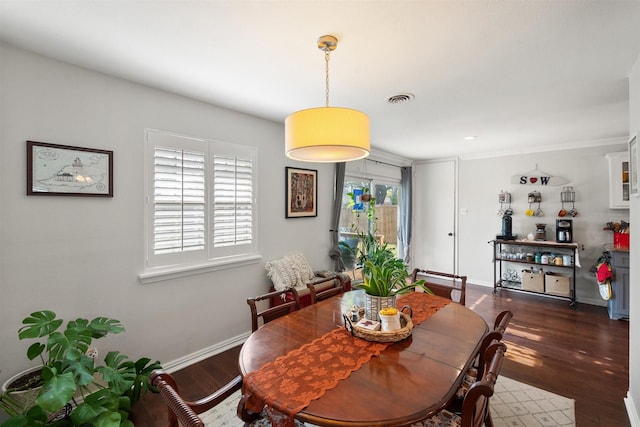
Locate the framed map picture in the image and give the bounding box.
[285,167,317,218]
[27,141,113,197]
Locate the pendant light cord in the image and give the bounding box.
[325,50,330,108]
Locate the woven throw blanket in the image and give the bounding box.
[242,292,451,427]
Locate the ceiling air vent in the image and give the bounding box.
[386,93,415,105]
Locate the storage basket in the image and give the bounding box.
[521,270,544,293]
[344,309,413,343]
[545,274,571,296]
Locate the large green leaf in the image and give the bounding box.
[25,343,46,361]
[125,358,162,405]
[88,317,125,338]
[36,368,76,413]
[47,328,92,363]
[64,354,96,387]
[70,389,117,426]
[18,311,63,340]
[96,352,136,395]
[93,411,123,427]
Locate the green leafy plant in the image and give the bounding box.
[340,188,431,297]
[0,310,162,427]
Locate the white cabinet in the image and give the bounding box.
[606,152,630,209]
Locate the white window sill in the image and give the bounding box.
[139,254,263,285]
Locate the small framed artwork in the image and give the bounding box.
[630,134,638,197]
[27,141,113,197]
[352,187,364,212]
[286,167,317,218]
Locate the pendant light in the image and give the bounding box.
[285,35,370,163]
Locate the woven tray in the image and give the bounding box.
[344,307,413,343]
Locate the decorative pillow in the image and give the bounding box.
[285,253,315,283]
[265,258,299,291]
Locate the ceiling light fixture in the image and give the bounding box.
[464,136,477,141]
[285,35,370,163]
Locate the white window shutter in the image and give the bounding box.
[153,147,206,254]
[211,143,257,258]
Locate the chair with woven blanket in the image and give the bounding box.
[411,341,507,427]
[307,274,345,304]
[150,370,306,427]
[410,268,467,305]
[247,287,300,332]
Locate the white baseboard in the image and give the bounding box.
[160,332,251,373]
[625,391,639,427]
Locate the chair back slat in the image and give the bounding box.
[248,287,300,332]
[307,276,345,304]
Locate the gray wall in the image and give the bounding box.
[0,42,336,384]
[457,146,629,306]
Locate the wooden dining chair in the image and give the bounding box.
[307,275,345,304]
[451,310,513,405]
[410,268,467,305]
[247,287,301,332]
[150,370,304,427]
[150,370,244,427]
[412,341,507,427]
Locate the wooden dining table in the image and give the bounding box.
[238,290,489,427]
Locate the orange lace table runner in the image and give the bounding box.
[242,292,451,427]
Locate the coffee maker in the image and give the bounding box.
[556,219,573,243]
[497,214,516,240]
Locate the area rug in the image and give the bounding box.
[200,376,575,426]
[492,377,575,427]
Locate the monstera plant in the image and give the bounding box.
[0,310,161,427]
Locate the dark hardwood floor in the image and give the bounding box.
[131,284,630,426]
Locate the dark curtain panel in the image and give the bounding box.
[329,162,346,271]
[399,166,412,262]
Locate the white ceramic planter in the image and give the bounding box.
[1,366,42,411]
[364,294,396,321]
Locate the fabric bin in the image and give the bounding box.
[545,274,570,296]
[521,270,544,292]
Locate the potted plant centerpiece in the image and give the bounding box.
[340,190,431,320]
[0,310,162,427]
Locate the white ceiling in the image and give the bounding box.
[1,1,639,160]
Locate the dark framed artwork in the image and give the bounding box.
[27,141,113,197]
[286,167,317,218]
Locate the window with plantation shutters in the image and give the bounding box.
[153,147,206,255]
[144,130,258,272]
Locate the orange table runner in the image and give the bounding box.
[242,292,451,427]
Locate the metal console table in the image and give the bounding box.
[492,239,578,308]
